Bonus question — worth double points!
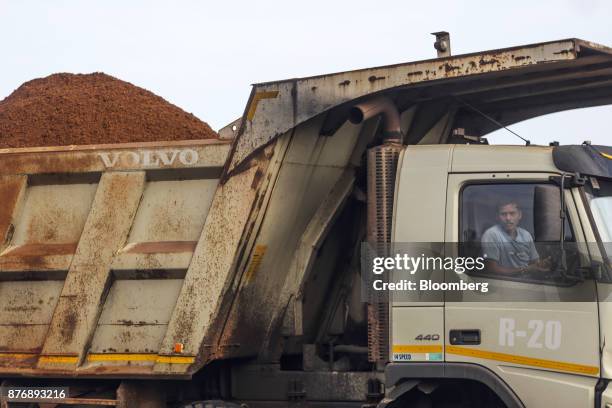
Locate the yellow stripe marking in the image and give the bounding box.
[393,345,443,353]
[39,355,79,364]
[87,353,195,364]
[155,355,195,364]
[244,245,267,283]
[246,91,279,120]
[88,353,157,362]
[446,346,599,375]
[600,152,612,160]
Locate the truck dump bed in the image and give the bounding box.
[0,140,232,377]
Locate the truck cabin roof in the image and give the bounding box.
[554,145,612,179]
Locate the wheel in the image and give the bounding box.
[179,400,243,408]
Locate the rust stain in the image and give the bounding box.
[338,80,351,86]
[0,177,25,245]
[0,353,38,368]
[2,243,78,256]
[442,63,461,73]
[0,344,43,353]
[513,55,531,62]
[59,311,78,343]
[0,254,52,271]
[479,57,500,66]
[3,305,41,312]
[251,168,264,189]
[368,75,385,83]
[406,70,423,77]
[0,151,98,175]
[117,320,148,327]
[0,141,229,174]
[122,241,197,254]
[173,275,198,344]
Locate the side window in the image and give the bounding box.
[460,183,576,284]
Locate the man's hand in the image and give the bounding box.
[525,257,552,273]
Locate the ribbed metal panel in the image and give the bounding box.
[366,143,402,363]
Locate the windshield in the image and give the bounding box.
[591,196,612,242]
[585,178,612,249]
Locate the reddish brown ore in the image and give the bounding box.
[0,73,218,148]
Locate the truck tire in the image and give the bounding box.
[179,401,243,408]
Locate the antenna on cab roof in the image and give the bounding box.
[453,96,531,146]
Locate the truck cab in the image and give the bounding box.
[387,143,612,407]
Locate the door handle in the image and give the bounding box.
[449,329,481,345]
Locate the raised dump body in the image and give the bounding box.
[0,140,232,377]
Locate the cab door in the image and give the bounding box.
[444,172,600,408]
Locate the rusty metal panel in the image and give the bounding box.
[126,179,217,244]
[258,169,355,358]
[38,171,146,370]
[216,117,360,361]
[229,82,295,172]
[111,253,193,271]
[89,325,170,355]
[88,279,183,355]
[153,160,268,373]
[219,166,344,355]
[0,281,63,354]
[8,183,97,246]
[228,40,583,173]
[0,182,97,272]
[0,140,230,174]
[97,280,183,325]
[0,253,74,272]
[0,326,50,355]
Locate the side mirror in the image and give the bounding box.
[534,185,562,241]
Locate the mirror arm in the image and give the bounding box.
[559,173,568,275]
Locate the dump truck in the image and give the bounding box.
[1,37,612,408]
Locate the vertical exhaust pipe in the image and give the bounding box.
[352,96,403,363]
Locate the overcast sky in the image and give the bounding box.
[1,0,611,145]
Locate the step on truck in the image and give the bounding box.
[1,36,612,407]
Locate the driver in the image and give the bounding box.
[481,199,549,275]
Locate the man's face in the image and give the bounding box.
[498,203,522,234]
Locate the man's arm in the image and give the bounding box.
[485,259,547,276]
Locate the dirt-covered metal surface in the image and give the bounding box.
[227,39,612,175]
[0,139,231,378]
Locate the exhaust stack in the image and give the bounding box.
[353,96,404,363]
[349,96,402,144]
